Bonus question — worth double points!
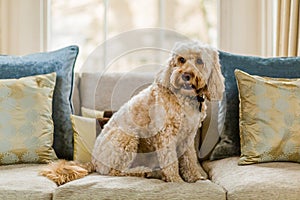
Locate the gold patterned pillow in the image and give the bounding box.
[0,73,57,164]
[235,69,300,165]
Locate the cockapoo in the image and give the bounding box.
[41,41,224,185]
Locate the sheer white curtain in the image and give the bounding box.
[275,0,300,56]
[218,0,277,57]
[0,0,47,55]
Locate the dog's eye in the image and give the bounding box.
[178,57,186,64]
[196,58,203,65]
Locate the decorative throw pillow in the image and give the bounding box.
[235,70,300,165]
[81,107,105,118]
[0,46,79,160]
[71,115,101,163]
[72,108,115,162]
[81,107,115,128]
[210,51,300,160]
[0,73,57,164]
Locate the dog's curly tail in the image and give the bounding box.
[39,160,95,186]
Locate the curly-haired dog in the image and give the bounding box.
[40,41,224,185]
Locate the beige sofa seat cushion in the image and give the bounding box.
[0,164,57,200]
[53,174,226,200]
[203,157,300,200]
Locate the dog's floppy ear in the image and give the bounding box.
[202,85,211,101]
[207,49,224,101]
[168,54,177,68]
[155,55,175,87]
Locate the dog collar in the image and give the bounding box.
[197,95,204,112]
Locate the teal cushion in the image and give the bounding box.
[0,46,79,160]
[210,51,300,160]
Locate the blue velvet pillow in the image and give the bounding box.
[0,46,79,160]
[209,51,300,160]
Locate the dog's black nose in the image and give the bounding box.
[182,73,191,81]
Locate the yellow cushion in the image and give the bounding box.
[235,69,300,165]
[0,73,57,164]
[81,107,104,118]
[71,115,98,162]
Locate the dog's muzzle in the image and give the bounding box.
[180,72,206,112]
[182,72,192,82]
[181,73,194,90]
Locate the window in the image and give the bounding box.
[50,0,217,72]
[0,1,273,59]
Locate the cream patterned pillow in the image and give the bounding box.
[235,70,300,165]
[81,107,104,118]
[0,73,57,164]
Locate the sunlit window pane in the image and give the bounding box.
[50,0,217,72]
[164,0,217,45]
[107,0,158,38]
[50,0,104,69]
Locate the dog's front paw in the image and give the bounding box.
[199,171,208,180]
[187,175,205,183]
[198,174,207,180]
[199,166,208,180]
[196,179,209,183]
[162,174,185,183]
[194,170,208,182]
[181,169,208,183]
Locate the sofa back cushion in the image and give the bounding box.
[79,72,155,111]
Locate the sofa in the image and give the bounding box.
[1,46,300,200]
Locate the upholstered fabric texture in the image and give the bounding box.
[0,46,78,160]
[0,165,226,200]
[0,164,226,200]
[203,157,300,200]
[235,70,300,165]
[0,73,57,165]
[210,51,300,160]
[71,115,101,163]
[53,174,226,200]
[80,72,154,111]
[0,164,56,199]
